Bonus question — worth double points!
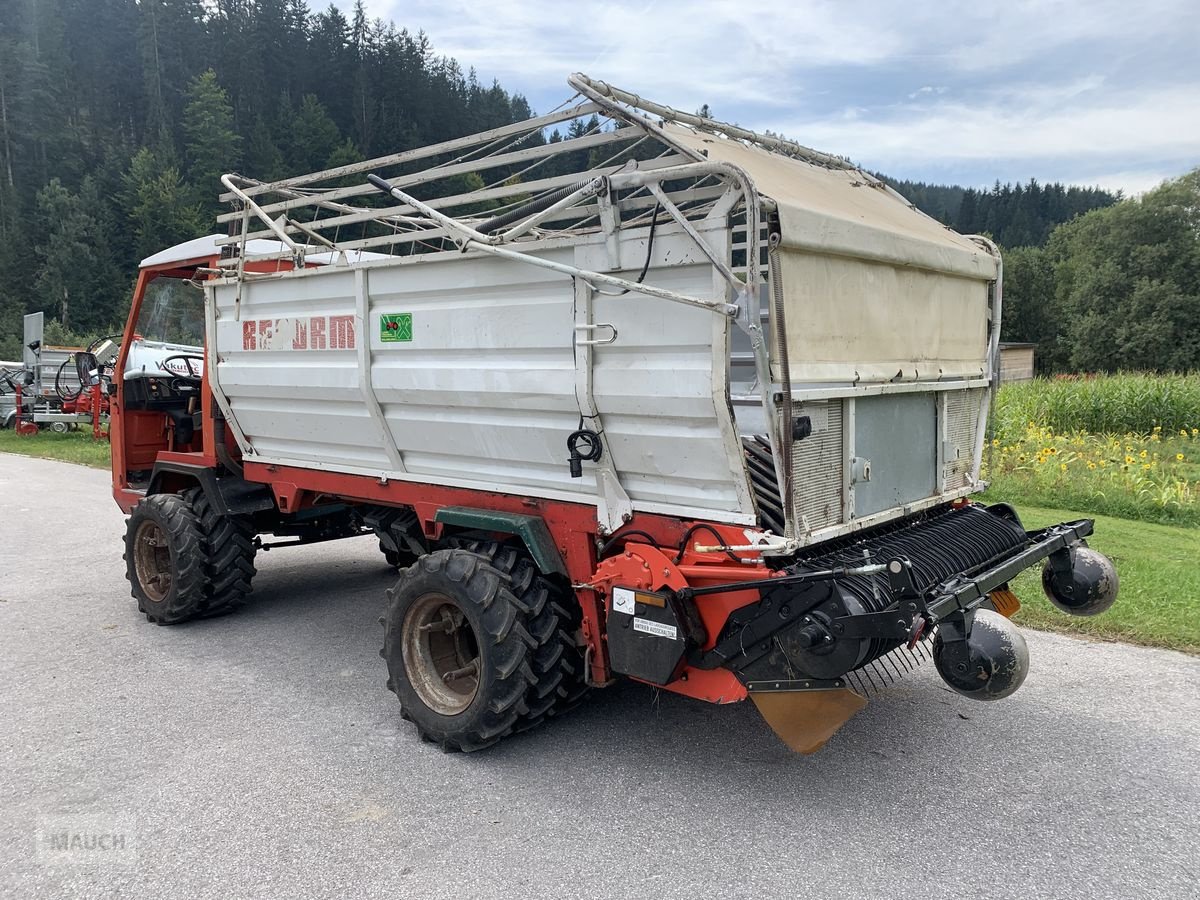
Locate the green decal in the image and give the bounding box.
[380,312,413,342]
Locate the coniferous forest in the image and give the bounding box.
[1,0,1197,372]
[0,0,538,355]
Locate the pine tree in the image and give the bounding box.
[182,70,241,213]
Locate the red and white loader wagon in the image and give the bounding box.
[112,75,1117,753]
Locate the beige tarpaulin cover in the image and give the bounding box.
[665,126,998,383]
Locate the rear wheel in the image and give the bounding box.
[382,547,589,751]
[442,537,590,729]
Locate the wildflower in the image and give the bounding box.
[1125,455,1134,464]
[1178,454,1186,461]
[1142,463,1152,471]
[1060,463,1067,472]
[1087,462,1097,470]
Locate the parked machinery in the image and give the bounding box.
[108,74,1118,753]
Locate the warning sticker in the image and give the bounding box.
[632,618,678,641]
[612,587,636,615]
[380,313,413,342]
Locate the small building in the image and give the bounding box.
[998,342,1036,382]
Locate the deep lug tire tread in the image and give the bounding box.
[122,493,209,625]
[383,549,536,752]
[361,506,423,569]
[185,487,257,617]
[438,537,591,732]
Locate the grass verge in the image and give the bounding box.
[998,501,1200,654]
[0,428,112,469]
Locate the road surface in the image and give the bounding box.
[1,454,1197,899]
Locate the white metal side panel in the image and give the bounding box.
[577,228,753,517]
[211,269,391,468]
[210,232,756,525]
[367,249,582,496]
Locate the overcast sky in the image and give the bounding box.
[346,0,1199,195]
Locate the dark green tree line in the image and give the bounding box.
[1000,170,1200,374]
[0,0,537,357]
[886,175,1118,246]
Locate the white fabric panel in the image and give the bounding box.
[666,125,996,384]
[777,252,989,382]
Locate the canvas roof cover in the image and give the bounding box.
[664,126,998,383]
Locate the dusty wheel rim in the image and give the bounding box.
[402,592,481,716]
[133,520,172,603]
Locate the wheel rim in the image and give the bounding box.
[133,520,172,603]
[402,592,481,716]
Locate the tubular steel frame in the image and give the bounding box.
[212,73,1003,545]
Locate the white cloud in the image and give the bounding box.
[778,83,1200,166]
[349,0,1200,192]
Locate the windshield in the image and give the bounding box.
[135,276,205,348]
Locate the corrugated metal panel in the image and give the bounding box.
[210,227,757,525]
[791,400,844,533]
[944,387,986,491]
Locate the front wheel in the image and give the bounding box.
[124,493,208,624]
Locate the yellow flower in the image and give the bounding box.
[1099,459,1107,468]
[1140,450,1148,458]
[1060,463,1068,472]
[1178,454,1186,461]
[1087,462,1097,470]
[1142,463,1152,470]
[1125,455,1134,464]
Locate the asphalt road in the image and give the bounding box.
[2,454,1198,900]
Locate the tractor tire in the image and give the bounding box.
[185,487,257,617]
[381,547,587,751]
[124,493,209,624]
[441,537,590,729]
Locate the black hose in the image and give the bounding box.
[673,523,741,564]
[56,358,82,401]
[612,202,661,295]
[597,529,659,558]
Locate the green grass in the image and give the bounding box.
[993,372,1200,440]
[0,427,112,469]
[993,501,1200,654]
